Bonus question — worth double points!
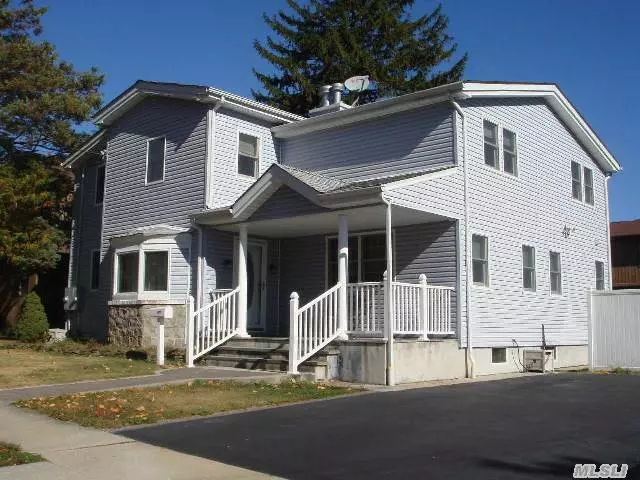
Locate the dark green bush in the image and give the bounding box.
[16,292,49,342]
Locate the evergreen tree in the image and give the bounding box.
[253,0,466,115]
[0,0,104,327]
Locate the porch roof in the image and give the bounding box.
[191,163,456,230]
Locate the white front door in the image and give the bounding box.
[246,242,266,331]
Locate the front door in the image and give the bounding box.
[247,241,266,331]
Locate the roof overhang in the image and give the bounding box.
[93,81,303,127]
[272,81,621,174]
[61,129,107,168]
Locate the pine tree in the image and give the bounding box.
[253,0,466,115]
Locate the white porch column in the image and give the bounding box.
[384,199,395,386]
[337,214,349,339]
[237,224,249,337]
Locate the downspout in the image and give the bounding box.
[381,193,395,386]
[604,174,613,288]
[450,97,475,378]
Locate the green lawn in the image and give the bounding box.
[0,442,44,467]
[15,379,362,429]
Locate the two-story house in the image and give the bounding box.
[63,80,620,384]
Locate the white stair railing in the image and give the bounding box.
[186,287,240,367]
[288,283,341,374]
[347,282,384,334]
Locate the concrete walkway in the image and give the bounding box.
[0,367,283,479]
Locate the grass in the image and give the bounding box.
[0,348,159,389]
[0,442,44,467]
[15,380,362,429]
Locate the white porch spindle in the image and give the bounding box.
[337,214,348,339]
[419,274,429,340]
[237,224,249,337]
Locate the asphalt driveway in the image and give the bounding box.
[119,374,640,479]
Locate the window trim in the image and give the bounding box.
[583,166,594,206]
[236,129,261,180]
[482,120,499,169]
[471,233,490,288]
[145,136,166,185]
[112,242,172,300]
[521,244,536,292]
[549,251,562,295]
[324,230,395,288]
[90,249,100,291]
[502,128,518,176]
[595,260,605,291]
[94,164,106,206]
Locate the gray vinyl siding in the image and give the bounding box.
[249,186,328,222]
[210,109,279,208]
[460,97,610,348]
[203,228,235,295]
[395,222,458,332]
[280,105,455,182]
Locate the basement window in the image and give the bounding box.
[492,348,507,363]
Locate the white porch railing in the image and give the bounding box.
[288,282,341,374]
[347,282,384,334]
[186,287,240,367]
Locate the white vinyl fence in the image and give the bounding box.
[589,289,640,370]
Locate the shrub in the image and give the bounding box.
[16,292,49,342]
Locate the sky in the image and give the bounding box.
[39,0,639,221]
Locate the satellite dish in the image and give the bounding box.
[344,75,370,92]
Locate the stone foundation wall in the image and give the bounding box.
[108,302,186,349]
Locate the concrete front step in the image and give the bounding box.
[200,336,339,380]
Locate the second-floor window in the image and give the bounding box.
[584,167,594,205]
[503,129,517,175]
[146,137,166,184]
[95,165,105,205]
[483,121,498,168]
[571,161,582,201]
[238,133,259,178]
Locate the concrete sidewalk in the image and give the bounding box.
[0,367,284,479]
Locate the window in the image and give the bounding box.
[550,251,562,294]
[492,348,507,363]
[483,121,498,168]
[95,165,105,205]
[595,261,605,290]
[571,161,582,200]
[238,133,259,178]
[117,252,139,293]
[472,234,489,286]
[327,233,386,285]
[146,137,166,183]
[503,129,517,175]
[583,167,594,205]
[522,245,536,291]
[90,250,100,290]
[144,251,169,291]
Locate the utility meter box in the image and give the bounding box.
[148,306,173,320]
[63,287,78,311]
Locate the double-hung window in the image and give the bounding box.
[483,121,499,168]
[571,161,582,201]
[327,233,386,285]
[472,234,489,286]
[522,245,536,291]
[595,261,605,290]
[95,165,105,205]
[583,167,594,205]
[503,129,517,175]
[550,252,562,294]
[238,133,259,178]
[146,137,166,183]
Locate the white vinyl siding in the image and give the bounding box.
[483,120,498,168]
[146,136,166,184]
[472,234,489,286]
[571,160,582,200]
[522,245,536,291]
[550,251,562,294]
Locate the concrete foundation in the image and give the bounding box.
[107,301,186,349]
[334,338,588,385]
